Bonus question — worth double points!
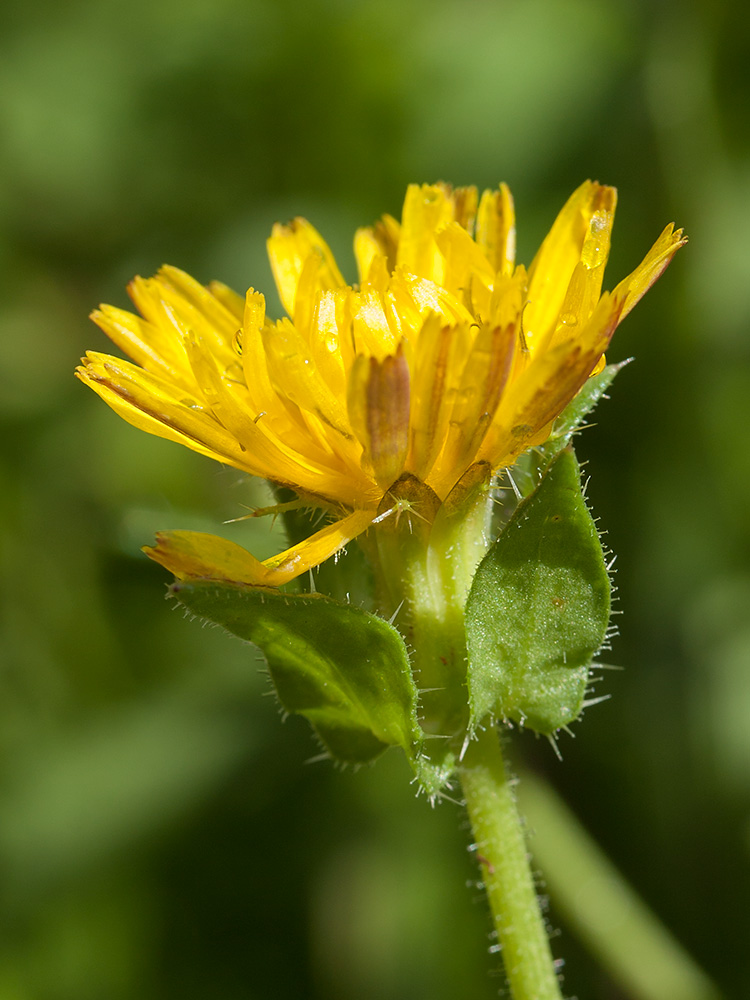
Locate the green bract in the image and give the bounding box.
[537,361,626,464]
[166,438,613,778]
[168,582,422,765]
[465,448,611,735]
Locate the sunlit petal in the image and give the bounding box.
[526,181,616,350]
[145,509,376,587]
[613,223,687,321]
[81,181,683,583]
[476,183,516,276]
[267,218,346,318]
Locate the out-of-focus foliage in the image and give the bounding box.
[0,0,748,997]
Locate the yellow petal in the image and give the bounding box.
[90,304,193,390]
[182,332,371,503]
[525,181,617,350]
[145,509,375,586]
[351,288,399,359]
[613,223,687,321]
[158,265,239,346]
[239,289,278,415]
[481,291,624,467]
[309,290,353,393]
[408,318,476,484]
[267,218,345,317]
[550,191,615,340]
[487,268,527,330]
[354,216,403,286]
[348,347,411,489]
[77,352,259,472]
[145,530,271,584]
[293,249,330,335]
[126,274,181,333]
[81,348,350,501]
[207,280,245,320]
[476,183,516,276]
[396,183,454,283]
[80,181,684,534]
[451,185,478,232]
[435,222,494,307]
[125,269,238,382]
[428,323,516,496]
[354,227,384,285]
[406,315,456,481]
[377,214,401,267]
[389,269,474,330]
[261,319,351,436]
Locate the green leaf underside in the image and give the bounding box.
[493,363,625,528]
[169,582,422,765]
[465,448,611,735]
[539,361,625,462]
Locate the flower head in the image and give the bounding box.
[78,180,684,585]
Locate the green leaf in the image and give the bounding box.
[537,361,627,463]
[490,363,626,536]
[168,581,423,765]
[465,448,611,735]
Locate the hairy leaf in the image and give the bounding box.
[465,448,610,734]
[169,581,423,765]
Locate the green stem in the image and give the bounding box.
[460,725,563,1000]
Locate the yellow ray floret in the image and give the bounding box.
[77,180,686,584]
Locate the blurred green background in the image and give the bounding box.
[1,0,748,997]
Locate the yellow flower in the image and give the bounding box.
[78,180,684,586]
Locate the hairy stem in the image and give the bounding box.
[460,725,563,1000]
